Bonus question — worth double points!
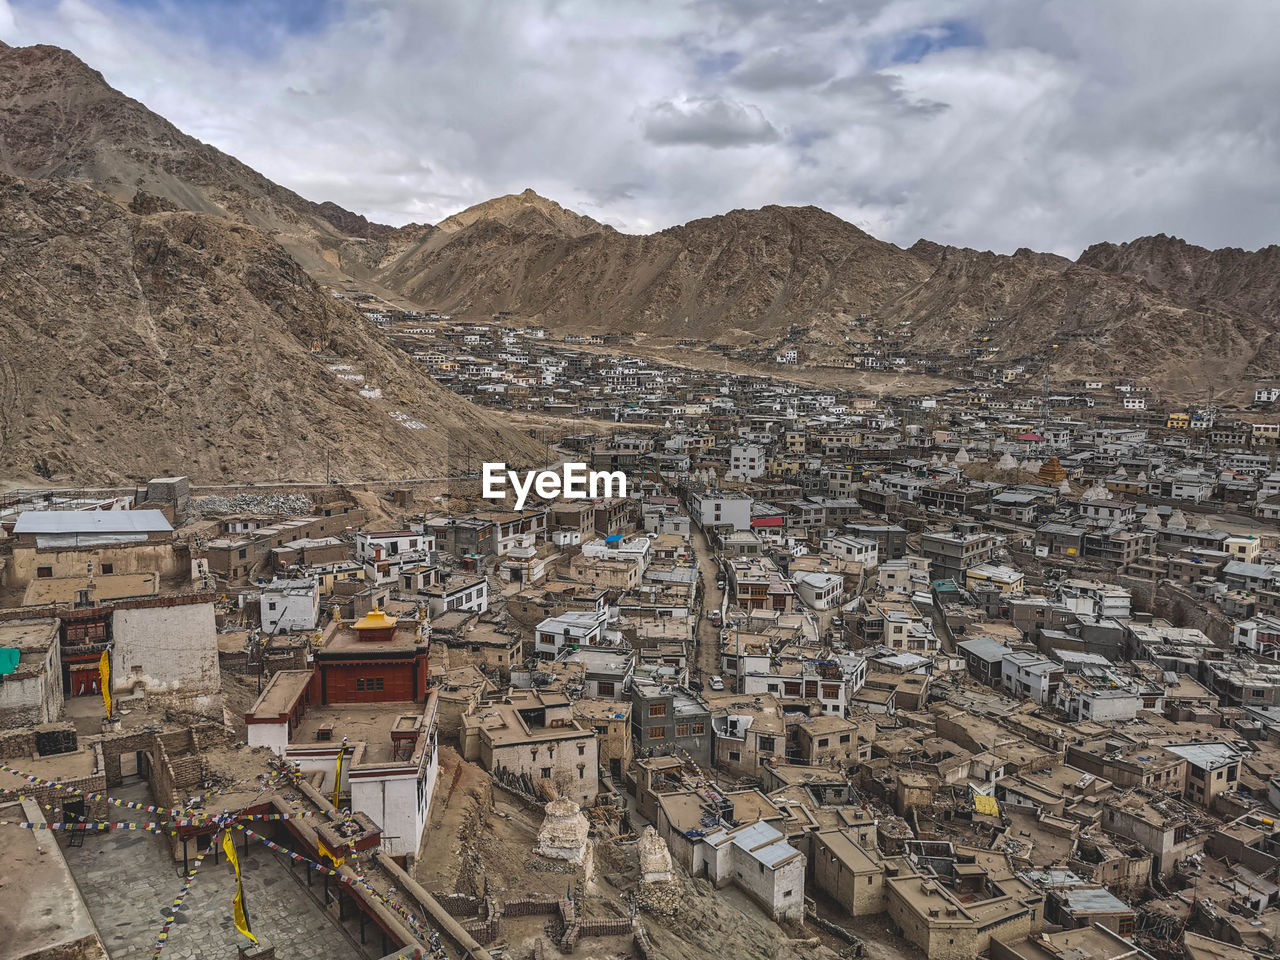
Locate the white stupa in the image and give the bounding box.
[997,451,1018,471]
[954,446,970,465]
[536,797,592,867]
[1142,506,1162,528]
[1167,508,1189,530]
[638,826,674,885]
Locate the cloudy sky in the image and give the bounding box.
[2,0,1278,255]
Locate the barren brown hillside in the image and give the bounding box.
[0,174,543,483]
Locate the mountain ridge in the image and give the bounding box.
[2,39,1278,403]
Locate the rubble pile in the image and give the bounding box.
[192,492,315,518]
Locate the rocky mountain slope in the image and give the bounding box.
[0,174,542,483]
[1079,234,1280,324]
[374,202,931,339]
[0,42,377,265]
[3,39,1276,401]
[365,195,1279,395]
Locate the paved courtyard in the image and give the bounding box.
[61,782,367,960]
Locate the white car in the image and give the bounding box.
[709,675,725,691]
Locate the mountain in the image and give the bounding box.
[437,188,609,238]
[0,173,543,483]
[363,195,1280,395]
[3,39,1277,400]
[1079,234,1280,324]
[372,202,930,339]
[0,42,382,266]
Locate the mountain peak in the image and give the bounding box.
[435,189,609,237]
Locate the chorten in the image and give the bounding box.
[536,796,592,868]
[1038,456,1067,484]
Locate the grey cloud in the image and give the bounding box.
[643,96,780,147]
[823,73,948,116]
[3,0,1280,255]
[729,48,834,90]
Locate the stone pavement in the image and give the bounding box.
[60,782,367,960]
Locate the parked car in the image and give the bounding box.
[716,579,726,590]
[708,611,722,626]
[708,675,725,691]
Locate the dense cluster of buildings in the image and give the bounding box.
[10,349,1280,960]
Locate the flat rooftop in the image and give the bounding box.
[292,701,428,765]
[247,669,313,721]
[0,617,59,654]
[0,799,104,959]
[23,572,160,606]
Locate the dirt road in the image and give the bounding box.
[690,523,725,683]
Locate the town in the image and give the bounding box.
[7,325,1280,960]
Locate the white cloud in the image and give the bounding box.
[2,0,1279,254]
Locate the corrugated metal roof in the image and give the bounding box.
[13,510,172,535]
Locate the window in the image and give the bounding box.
[818,738,829,748]
[649,703,667,718]
[238,549,247,560]
[676,724,689,738]
[597,681,616,697]
[356,679,366,691]
[577,743,586,756]
[650,727,666,740]
[840,734,851,744]
[759,736,776,753]
[36,566,54,579]
[541,767,552,779]
[268,602,277,611]
[729,751,740,762]
[578,766,585,779]
[101,563,114,575]
[691,722,705,736]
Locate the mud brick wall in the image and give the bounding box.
[579,918,633,938]
[434,894,482,918]
[462,918,498,945]
[501,897,560,918]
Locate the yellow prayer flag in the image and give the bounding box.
[333,747,345,809]
[98,650,112,719]
[222,831,257,945]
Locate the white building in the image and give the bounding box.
[424,574,489,616]
[260,578,320,634]
[535,609,609,657]
[690,819,805,922]
[355,528,433,563]
[823,535,879,569]
[1001,652,1061,705]
[688,492,754,531]
[580,535,652,576]
[246,675,440,859]
[729,443,767,480]
[792,571,844,611]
